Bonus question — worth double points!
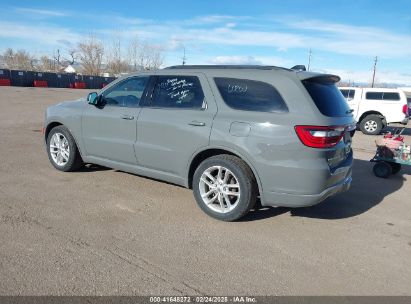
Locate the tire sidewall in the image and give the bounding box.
[389,162,401,175]
[193,156,255,221]
[360,115,383,135]
[46,126,78,172]
[373,161,392,178]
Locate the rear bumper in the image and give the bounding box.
[400,116,409,125]
[261,174,352,208]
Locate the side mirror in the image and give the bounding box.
[87,92,99,105]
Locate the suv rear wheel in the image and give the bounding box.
[360,114,383,135]
[193,154,257,221]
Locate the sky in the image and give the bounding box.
[0,0,410,85]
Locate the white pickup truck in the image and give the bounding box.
[339,87,409,135]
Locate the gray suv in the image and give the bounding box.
[44,65,355,221]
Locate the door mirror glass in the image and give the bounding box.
[87,92,98,105]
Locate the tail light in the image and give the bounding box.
[403,104,409,116]
[295,125,346,148]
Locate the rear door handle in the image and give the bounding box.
[188,120,206,127]
[121,115,134,120]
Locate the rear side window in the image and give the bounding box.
[366,92,400,101]
[214,77,288,112]
[303,80,351,117]
[151,76,205,109]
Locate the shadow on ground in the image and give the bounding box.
[75,158,410,222]
[382,126,411,136]
[77,164,111,173]
[242,158,409,221]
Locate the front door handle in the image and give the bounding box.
[188,120,206,127]
[121,115,134,120]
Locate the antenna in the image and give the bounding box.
[371,56,378,88]
[307,48,312,71]
[182,47,186,66]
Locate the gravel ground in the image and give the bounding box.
[0,86,410,295]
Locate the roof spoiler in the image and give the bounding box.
[303,74,341,83]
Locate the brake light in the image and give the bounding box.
[403,104,409,115]
[295,125,346,148]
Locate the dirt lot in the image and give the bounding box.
[0,86,410,295]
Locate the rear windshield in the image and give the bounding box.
[303,80,352,117]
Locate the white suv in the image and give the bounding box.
[339,87,409,135]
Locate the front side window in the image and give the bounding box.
[103,76,149,107]
[150,76,205,109]
[365,92,383,100]
[340,89,349,98]
[214,77,288,112]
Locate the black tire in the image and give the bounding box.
[46,125,84,172]
[389,162,401,175]
[192,154,257,221]
[373,161,392,178]
[360,115,383,135]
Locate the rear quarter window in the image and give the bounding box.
[214,77,288,112]
[303,80,352,117]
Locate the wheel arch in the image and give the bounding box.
[44,121,84,158]
[187,147,262,197]
[358,111,385,124]
[44,121,63,142]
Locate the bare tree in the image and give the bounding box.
[106,33,129,75]
[128,40,163,71]
[67,48,77,65]
[78,35,104,75]
[2,48,34,70]
[39,55,54,72]
[146,45,164,70]
[53,49,61,71]
[127,36,140,71]
[3,48,15,69]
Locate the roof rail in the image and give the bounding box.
[164,65,290,71]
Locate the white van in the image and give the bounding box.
[339,87,409,135]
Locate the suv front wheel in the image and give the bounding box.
[193,154,257,221]
[46,125,84,172]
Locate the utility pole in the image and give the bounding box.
[307,48,312,71]
[371,56,378,88]
[182,47,186,66]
